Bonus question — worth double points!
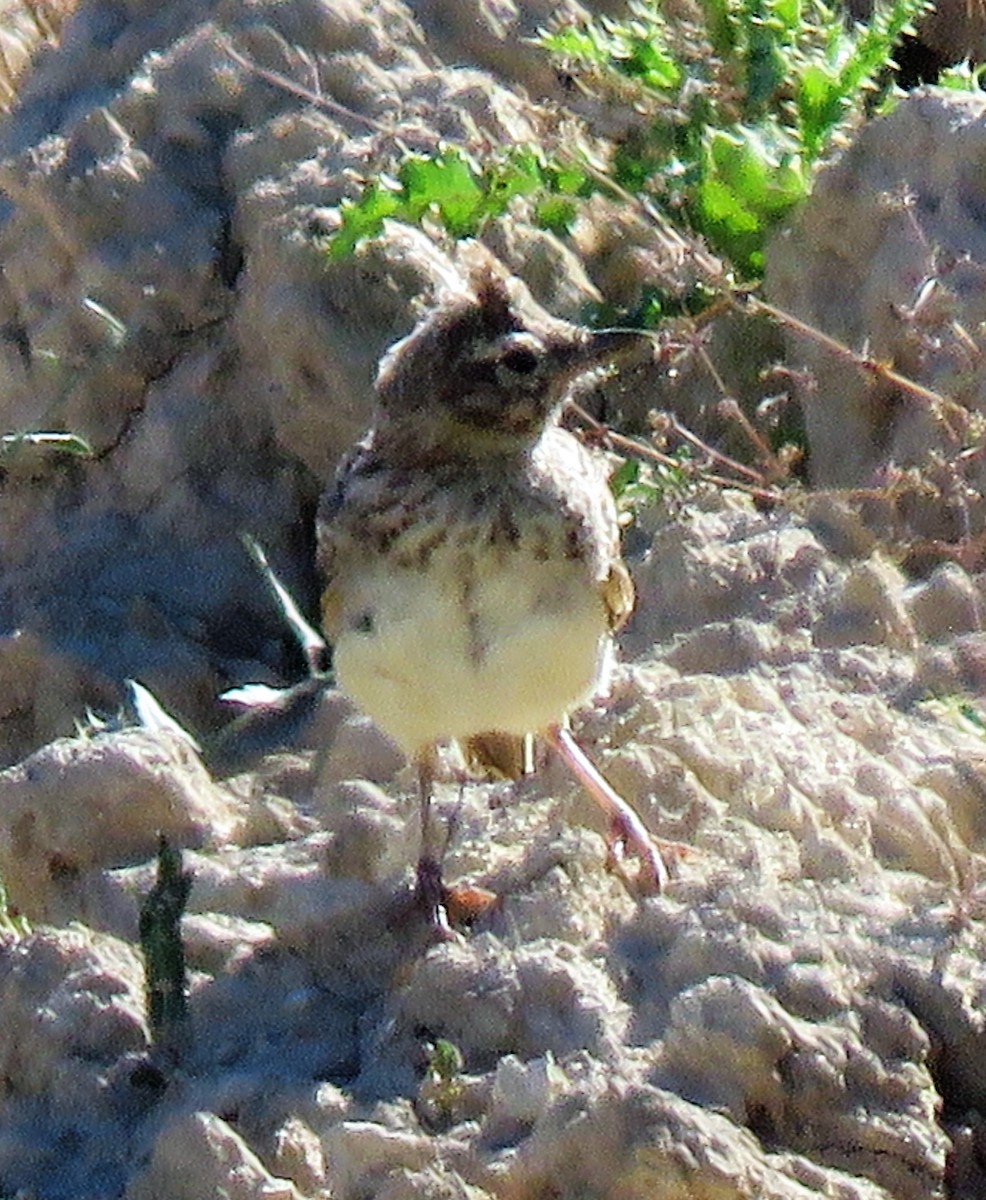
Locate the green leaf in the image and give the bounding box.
[535,194,578,235]
[611,451,695,517]
[485,150,543,211]
[329,179,401,260]
[696,0,736,56]
[959,702,986,733]
[797,62,848,162]
[537,26,608,63]
[329,0,933,280]
[623,34,681,90]
[706,126,804,213]
[399,147,486,237]
[743,13,787,114]
[547,161,591,195]
[770,0,801,31]
[139,835,192,1048]
[428,1039,464,1081]
[938,59,986,91]
[609,455,643,504]
[694,126,806,275]
[0,869,28,938]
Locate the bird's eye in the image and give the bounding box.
[500,346,539,375]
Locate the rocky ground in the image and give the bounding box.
[0,1,986,1198]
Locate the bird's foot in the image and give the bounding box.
[604,819,696,896]
[415,855,455,941]
[415,857,499,938]
[547,722,695,896]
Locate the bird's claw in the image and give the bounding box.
[415,856,456,941]
[605,817,698,895]
[605,815,668,894]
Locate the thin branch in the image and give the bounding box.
[664,412,767,484]
[568,400,787,504]
[740,294,971,440]
[217,36,395,136]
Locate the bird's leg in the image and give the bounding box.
[545,722,672,895]
[414,749,454,938]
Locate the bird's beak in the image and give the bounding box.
[550,327,655,375]
[583,327,655,362]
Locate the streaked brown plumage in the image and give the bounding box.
[317,245,670,929]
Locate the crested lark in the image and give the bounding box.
[317,246,672,929]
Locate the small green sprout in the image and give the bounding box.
[139,836,192,1052]
[610,449,696,525]
[417,1038,465,1129]
[920,697,986,740]
[0,873,29,939]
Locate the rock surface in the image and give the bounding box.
[0,2,984,1200]
[0,493,983,1199]
[767,87,986,550]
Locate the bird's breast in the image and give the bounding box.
[330,531,611,755]
[320,427,625,754]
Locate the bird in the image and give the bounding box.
[316,244,675,932]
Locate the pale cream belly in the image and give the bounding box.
[332,551,609,755]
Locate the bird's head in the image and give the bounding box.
[374,250,650,456]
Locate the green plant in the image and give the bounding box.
[139,836,192,1050]
[418,1039,465,1127]
[936,59,986,92]
[329,146,595,258]
[610,449,697,520]
[920,696,986,739]
[539,0,929,276]
[328,2,927,283]
[0,874,29,939]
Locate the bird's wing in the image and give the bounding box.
[530,425,636,634]
[463,731,530,780]
[316,433,383,639]
[602,557,636,634]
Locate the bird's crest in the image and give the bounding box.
[456,242,517,324]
